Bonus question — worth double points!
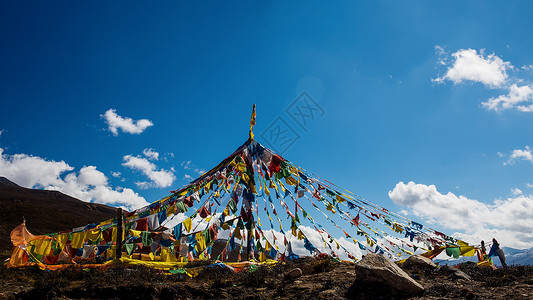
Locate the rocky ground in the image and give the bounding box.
[0,255,532,299]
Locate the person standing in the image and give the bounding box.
[488,238,507,267]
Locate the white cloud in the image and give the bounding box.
[505,146,533,165]
[511,188,523,196]
[0,148,148,210]
[111,171,121,178]
[122,154,175,189]
[0,129,4,137]
[389,181,533,249]
[142,148,159,161]
[434,48,511,88]
[184,174,193,181]
[482,84,533,112]
[181,161,192,169]
[101,109,153,136]
[0,148,73,188]
[77,166,108,186]
[434,45,447,66]
[434,47,533,113]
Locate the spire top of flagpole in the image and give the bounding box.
[249,104,256,142]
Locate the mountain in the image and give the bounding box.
[501,246,533,266]
[436,246,533,266]
[0,176,118,255]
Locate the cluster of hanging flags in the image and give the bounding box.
[7,106,479,273]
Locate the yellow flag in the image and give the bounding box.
[326,203,336,214]
[183,218,192,232]
[264,241,272,251]
[195,232,206,252]
[111,227,125,243]
[167,205,176,216]
[56,233,68,250]
[32,238,52,256]
[86,228,101,242]
[285,176,297,186]
[366,236,375,247]
[71,231,87,249]
[336,195,346,203]
[460,246,476,257]
[129,230,142,237]
[457,240,469,247]
[259,251,267,262]
[264,185,270,196]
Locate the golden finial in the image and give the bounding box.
[249,104,256,141]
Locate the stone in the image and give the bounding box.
[355,253,425,295]
[438,265,471,281]
[286,268,303,279]
[403,255,438,271]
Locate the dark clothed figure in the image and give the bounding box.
[488,238,507,267]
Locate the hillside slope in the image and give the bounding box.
[0,177,118,254]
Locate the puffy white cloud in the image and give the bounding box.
[111,171,121,178]
[434,48,511,88]
[434,47,533,113]
[0,148,148,210]
[0,148,73,188]
[482,84,533,112]
[101,109,153,136]
[122,154,175,189]
[77,166,107,186]
[142,148,159,161]
[504,146,533,165]
[389,181,533,249]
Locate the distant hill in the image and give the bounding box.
[436,246,533,266]
[0,176,118,255]
[500,246,533,266]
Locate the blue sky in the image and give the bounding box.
[1,1,533,248]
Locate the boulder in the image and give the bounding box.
[355,254,424,295]
[403,255,437,271]
[438,265,471,281]
[285,268,303,279]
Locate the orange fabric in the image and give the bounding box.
[10,222,35,247]
[7,246,33,268]
[420,246,445,260]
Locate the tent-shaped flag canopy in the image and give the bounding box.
[7,106,480,272]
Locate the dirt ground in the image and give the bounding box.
[1,257,532,299]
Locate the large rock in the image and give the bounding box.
[355,254,424,295]
[285,268,303,279]
[403,255,437,271]
[438,265,471,281]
